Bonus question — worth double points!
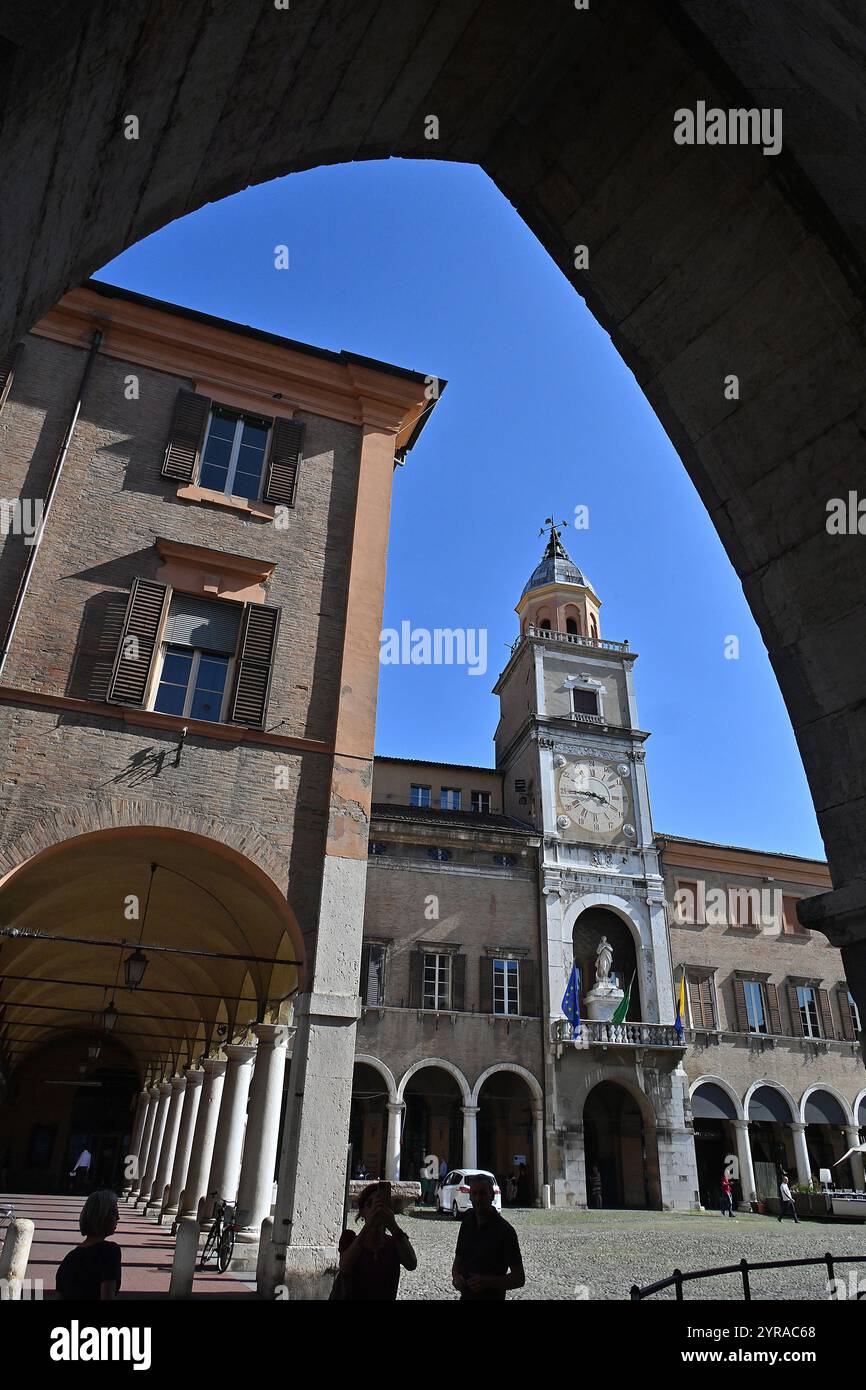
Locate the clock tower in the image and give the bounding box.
[493,524,698,1210]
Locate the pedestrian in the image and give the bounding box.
[588,1164,603,1209]
[69,1146,92,1195]
[335,1183,417,1300]
[55,1190,122,1300]
[438,1156,448,1199]
[421,1152,438,1206]
[506,1172,518,1205]
[720,1170,736,1217]
[452,1173,525,1301]
[778,1174,799,1223]
[516,1165,530,1207]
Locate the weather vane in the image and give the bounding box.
[539,515,568,541]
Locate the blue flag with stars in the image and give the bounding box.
[562,963,581,1040]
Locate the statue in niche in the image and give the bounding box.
[595,936,614,989]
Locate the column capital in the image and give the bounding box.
[158,1080,172,1096]
[224,1043,257,1063]
[733,1118,750,1130]
[252,1023,290,1047]
[386,1101,404,1114]
[183,1067,205,1089]
[461,1104,479,1117]
[169,1073,186,1092]
[147,1083,161,1097]
[790,1120,806,1133]
[202,1056,228,1077]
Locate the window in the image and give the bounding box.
[368,842,387,857]
[685,970,717,1028]
[199,407,271,501]
[493,958,520,1016]
[361,943,387,1006]
[152,595,241,722]
[471,790,491,814]
[572,688,598,716]
[423,953,452,1010]
[440,787,461,810]
[729,886,761,929]
[849,990,862,1034]
[565,617,579,635]
[493,853,517,868]
[589,615,598,641]
[427,847,451,862]
[410,785,431,808]
[796,985,822,1038]
[782,895,806,935]
[673,879,700,925]
[743,979,768,1034]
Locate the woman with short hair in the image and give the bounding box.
[335,1183,417,1301]
[55,1190,122,1300]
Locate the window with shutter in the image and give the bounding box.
[198,407,271,500]
[263,417,304,507]
[162,390,211,483]
[732,977,749,1031]
[229,603,280,728]
[837,988,857,1041]
[479,955,494,1013]
[107,579,169,707]
[765,982,783,1036]
[359,943,386,1007]
[452,954,466,1011]
[408,951,423,1009]
[151,594,241,722]
[817,988,835,1040]
[0,343,22,413]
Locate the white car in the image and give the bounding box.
[437,1169,502,1217]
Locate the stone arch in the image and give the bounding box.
[581,1074,658,1129]
[689,1075,745,1122]
[561,893,646,955]
[355,1053,398,1105]
[470,1063,543,1109]
[854,1089,866,1130]
[744,1079,798,1122]
[799,1084,854,1127]
[397,1056,471,1106]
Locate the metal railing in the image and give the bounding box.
[631,1252,866,1300]
[551,1019,684,1048]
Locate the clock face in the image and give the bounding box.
[557,759,627,836]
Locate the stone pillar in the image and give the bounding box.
[138,1080,171,1207]
[790,1121,812,1186]
[207,1043,256,1204]
[843,1126,865,1190]
[733,1119,757,1207]
[146,1074,186,1215]
[130,1085,160,1201]
[532,1105,544,1202]
[461,1105,478,1169]
[163,1068,203,1220]
[385,1102,403,1181]
[179,1058,226,1220]
[124,1089,149,1194]
[235,1025,289,1238]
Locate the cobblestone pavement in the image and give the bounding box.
[396,1208,866,1301]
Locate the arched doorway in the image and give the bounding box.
[803,1090,852,1188]
[583,1081,655,1209]
[476,1070,537,1205]
[691,1082,739,1210]
[349,1063,389,1180]
[401,1066,463,1185]
[747,1086,797,1201]
[573,907,639,1020]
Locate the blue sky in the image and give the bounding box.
[97,158,823,860]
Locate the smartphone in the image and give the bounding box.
[376,1181,392,1202]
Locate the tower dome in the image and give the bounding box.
[516,522,601,641]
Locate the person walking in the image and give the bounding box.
[588,1164,603,1209]
[55,1190,122,1300]
[336,1183,417,1300]
[452,1173,525,1301]
[69,1146,92,1195]
[720,1170,736,1217]
[778,1174,800,1223]
[438,1156,448,1201]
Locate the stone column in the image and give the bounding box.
[163,1068,204,1220]
[790,1121,812,1186]
[146,1074,186,1215]
[124,1089,149,1194]
[138,1080,171,1207]
[461,1105,478,1169]
[207,1043,256,1204]
[179,1058,226,1221]
[235,1025,289,1238]
[843,1125,865,1190]
[733,1119,757,1208]
[532,1106,544,1202]
[130,1085,160,1201]
[385,1102,403,1181]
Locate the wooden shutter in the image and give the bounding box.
[358,943,371,1005]
[817,988,835,1040]
[521,959,537,1017]
[766,983,783,1036]
[687,973,714,1029]
[0,343,22,412]
[732,977,749,1032]
[700,976,716,1028]
[452,954,466,1012]
[479,955,494,1013]
[263,417,303,507]
[408,951,423,1008]
[229,604,280,728]
[837,988,857,1041]
[161,389,210,482]
[785,983,802,1036]
[106,579,169,707]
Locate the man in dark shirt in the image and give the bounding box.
[452,1174,525,1300]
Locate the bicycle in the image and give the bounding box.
[199,1198,237,1273]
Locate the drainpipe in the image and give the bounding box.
[0,327,103,681]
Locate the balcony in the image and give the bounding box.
[550,1018,684,1049]
[510,627,631,655]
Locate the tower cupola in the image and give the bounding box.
[516,520,601,641]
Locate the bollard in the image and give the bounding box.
[542,1183,551,1210]
[256,1216,274,1296]
[169,1216,200,1298]
[0,1218,35,1299]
